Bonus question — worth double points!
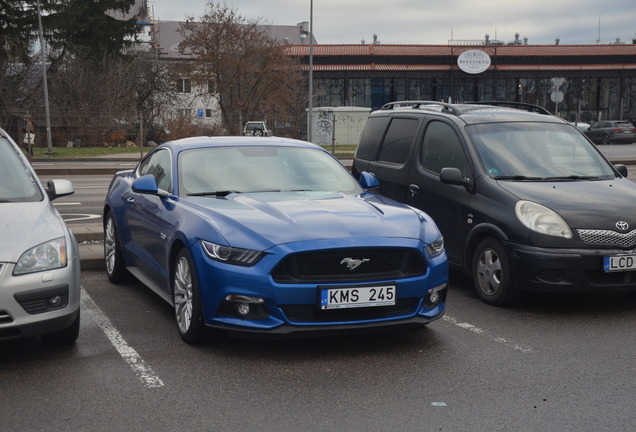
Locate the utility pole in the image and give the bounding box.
[307,0,313,143]
[36,0,53,155]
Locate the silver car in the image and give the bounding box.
[0,128,81,345]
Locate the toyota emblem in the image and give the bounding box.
[616,221,629,231]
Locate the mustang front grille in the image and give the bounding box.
[271,247,426,284]
[577,229,636,248]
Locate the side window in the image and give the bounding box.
[139,149,172,192]
[355,116,390,161]
[377,118,418,164]
[420,121,468,176]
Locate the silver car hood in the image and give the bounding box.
[0,201,66,263]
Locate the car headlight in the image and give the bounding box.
[201,240,264,266]
[515,200,572,239]
[14,237,67,275]
[425,236,445,258]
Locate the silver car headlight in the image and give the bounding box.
[425,236,445,258]
[515,200,572,239]
[14,237,68,275]
[201,240,264,266]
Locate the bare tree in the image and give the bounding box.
[178,1,299,135]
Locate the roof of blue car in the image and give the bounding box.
[162,136,323,152]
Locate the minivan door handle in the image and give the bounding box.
[409,184,420,193]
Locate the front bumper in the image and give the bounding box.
[506,242,636,293]
[191,237,449,336]
[0,256,81,341]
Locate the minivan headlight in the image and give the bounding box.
[14,237,67,275]
[515,200,572,239]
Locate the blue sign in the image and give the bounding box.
[197,109,204,118]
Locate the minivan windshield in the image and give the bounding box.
[466,122,617,180]
[0,137,43,202]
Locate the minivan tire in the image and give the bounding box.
[472,237,520,306]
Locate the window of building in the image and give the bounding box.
[177,79,191,93]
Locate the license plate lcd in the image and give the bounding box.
[603,255,636,272]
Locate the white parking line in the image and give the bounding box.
[81,288,165,388]
[443,315,536,353]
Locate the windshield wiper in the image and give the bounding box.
[545,175,599,181]
[187,190,240,197]
[494,175,543,181]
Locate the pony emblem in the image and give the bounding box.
[340,258,370,270]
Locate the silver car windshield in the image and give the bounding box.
[0,137,43,202]
[179,146,363,196]
[466,122,617,180]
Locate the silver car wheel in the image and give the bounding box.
[174,256,194,334]
[476,248,502,296]
[104,217,117,275]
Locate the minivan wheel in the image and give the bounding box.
[472,238,520,306]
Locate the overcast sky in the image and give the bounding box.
[149,0,636,45]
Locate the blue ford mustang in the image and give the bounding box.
[103,136,448,343]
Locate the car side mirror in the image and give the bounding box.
[132,174,170,197]
[46,179,74,201]
[359,171,380,190]
[614,164,628,177]
[440,167,472,188]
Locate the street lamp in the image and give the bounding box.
[307,0,313,142]
[36,0,53,155]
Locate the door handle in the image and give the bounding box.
[409,184,420,193]
[127,197,135,203]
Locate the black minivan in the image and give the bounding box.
[353,101,636,306]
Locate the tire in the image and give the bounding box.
[602,134,610,145]
[173,248,208,344]
[104,211,129,284]
[472,237,520,306]
[253,128,263,136]
[41,310,80,346]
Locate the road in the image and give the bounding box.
[3,269,636,431]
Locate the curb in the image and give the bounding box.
[72,223,105,271]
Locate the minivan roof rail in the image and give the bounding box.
[380,101,462,116]
[466,101,552,115]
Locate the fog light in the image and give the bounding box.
[48,295,62,307]
[429,291,440,304]
[424,283,447,307]
[236,303,251,316]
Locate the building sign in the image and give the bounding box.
[457,50,491,74]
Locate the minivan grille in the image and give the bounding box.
[577,229,636,248]
[271,247,426,284]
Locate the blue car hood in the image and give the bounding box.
[186,191,428,249]
[497,177,636,230]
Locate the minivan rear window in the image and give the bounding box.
[355,117,390,161]
[377,118,418,164]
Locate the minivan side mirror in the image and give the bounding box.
[359,171,380,190]
[440,167,472,188]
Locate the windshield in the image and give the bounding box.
[0,137,43,202]
[178,146,362,196]
[466,122,617,180]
